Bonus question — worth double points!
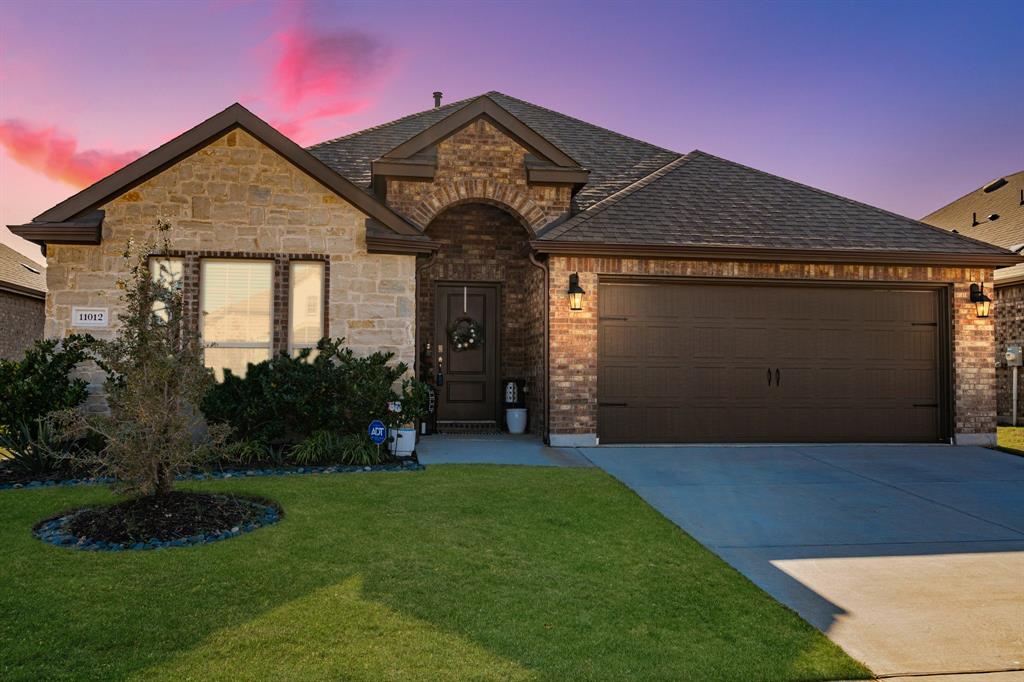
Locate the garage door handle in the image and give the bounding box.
[767,368,773,386]
[775,368,781,386]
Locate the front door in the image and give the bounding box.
[434,283,499,423]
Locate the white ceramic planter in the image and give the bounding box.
[388,427,416,456]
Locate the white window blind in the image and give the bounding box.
[289,261,324,357]
[200,259,273,380]
[149,257,184,322]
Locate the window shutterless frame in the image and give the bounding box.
[199,258,274,379]
[288,260,325,356]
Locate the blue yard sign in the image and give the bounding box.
[368,419,388,445]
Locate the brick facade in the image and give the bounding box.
[995,283,1024,423]
[386,118,572,231]
[45,129,417,403]
[547,256,996,445]
[417,203,545,432]
[0,290,44,360]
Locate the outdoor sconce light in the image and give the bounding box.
[567,272,585,311]
[970,283,992,318]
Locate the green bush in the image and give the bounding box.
[201,338,428,448]
[0,336,93,473]
[290,432,381,466]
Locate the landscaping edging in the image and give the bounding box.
[34,497,282,551]
[1,460,424,491]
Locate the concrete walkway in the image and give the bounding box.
[416,433,592,467]
[583,444,1024,679]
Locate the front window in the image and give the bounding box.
[289,261,324,357]
[149,257,184,321]
[200,259,273,380]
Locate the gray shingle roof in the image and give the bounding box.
[308,91,680,212]
[921,170,1024,250]
[537,151,1014,256]
[0,243,46,295]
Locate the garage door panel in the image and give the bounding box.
[598,282,943,444]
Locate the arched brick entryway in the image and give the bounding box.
[406,180,551,234]
[417,202,545,433]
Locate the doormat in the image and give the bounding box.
[436,421,501,436]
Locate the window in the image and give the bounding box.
[200,259,273,380]
[289,261,324,357]
[149,257,184,321]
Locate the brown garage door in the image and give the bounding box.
[598,281,945,444]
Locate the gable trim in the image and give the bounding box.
[380,96,583,169]
[27,103,420,237]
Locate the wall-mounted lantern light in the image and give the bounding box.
[567,272,585,311]
[970,282,992,318]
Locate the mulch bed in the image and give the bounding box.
[33,492,282,551]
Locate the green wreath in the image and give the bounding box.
[449,316,484,351]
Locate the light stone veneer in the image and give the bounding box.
[45,129,417,399]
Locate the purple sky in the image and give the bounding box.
[2,0,1021,263]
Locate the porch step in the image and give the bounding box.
[436,421,501,436]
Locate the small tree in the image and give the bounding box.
[55,221,228,496]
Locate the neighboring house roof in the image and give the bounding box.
[0,243,46,299]
[309,91,680,212]
[921,171,1024,282]
[532,151,1016,264]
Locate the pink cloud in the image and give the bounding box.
[0,119,143,187]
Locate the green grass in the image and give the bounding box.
[0,466,869,681]
[997,426,1024,456]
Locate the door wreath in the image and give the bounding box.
[449,316,484,351]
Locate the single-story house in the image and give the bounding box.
[8,92,1020,446]
[922,171,1024,424]
[0,242,46,360]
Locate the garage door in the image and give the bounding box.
[598,281,945,444]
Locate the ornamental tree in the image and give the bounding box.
[54,221,228,496]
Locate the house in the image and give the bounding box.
[0,242,46,360]
[923,171,1024,424]
[7,92,1019,446]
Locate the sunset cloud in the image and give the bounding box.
[0,119,142,187]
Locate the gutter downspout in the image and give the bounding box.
[528,251,550,444]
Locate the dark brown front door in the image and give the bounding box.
[598,281,945,444]
[435,283,499,423]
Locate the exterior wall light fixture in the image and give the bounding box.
[970,282,992,318]
[568,272,585,311]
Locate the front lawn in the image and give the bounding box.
[0,466,868,681]
[997,426,1024,456]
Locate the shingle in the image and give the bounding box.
[307,91,680,212]
[921,170,1024,250]
[539,151,1013,255]
[0,243,46,294]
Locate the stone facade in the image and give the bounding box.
[995,283,1024,423]
[0,290,44,360]
[45,129,417,399]
[547,256,997,445]
[416,203,545,432]
[386,118,573,231]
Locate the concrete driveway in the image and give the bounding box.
[582,444,1024,679]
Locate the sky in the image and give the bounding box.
[1,0,1022,265]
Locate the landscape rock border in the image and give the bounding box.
[2,460,424,491]
[34,497,282,552]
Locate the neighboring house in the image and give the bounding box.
[7,92,1019,446]
[0,242,46,360]
[923,171,1024,424]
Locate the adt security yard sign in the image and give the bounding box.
[368,420,387,445]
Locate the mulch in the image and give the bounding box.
[53,492,279,544]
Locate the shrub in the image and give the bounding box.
[54,222,229,497]
[0,336,92,473]
[290,431,382,466]
[202,337,428,447]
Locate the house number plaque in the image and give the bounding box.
[71,307,109,328]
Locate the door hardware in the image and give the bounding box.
[599,402,628,407]
[767,368,773,386]
[775,368,781,386]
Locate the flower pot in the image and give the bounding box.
[388,427,416,456]
[506,408,527,435]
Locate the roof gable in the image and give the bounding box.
[0,243,46,297]
[921,170,1024,250]
[22,103,419,238]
